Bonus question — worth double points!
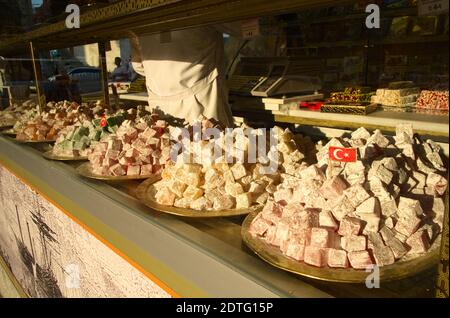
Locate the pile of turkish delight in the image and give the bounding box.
[415,90,449,115]
[371,87,419,112]
[15,100,108,141]
[87,115,171,176]
[249,124,447,269]
[152,116,314,211]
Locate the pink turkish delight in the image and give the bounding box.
[249,214,273,237]
[348,250,374,269]
[320,175,348,200]
[319,210,338,230]
[304,246,327,267]
[310,228,330,248]
[338,216,363,236]
[341,235,367,252]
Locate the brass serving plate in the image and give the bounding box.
[0,123,14,129]
[13,138,56,144]
[0,128,16,136]
[136,178,262,218]
[42,150,88,161]
[242,210,440,283]
[76,162,157,181]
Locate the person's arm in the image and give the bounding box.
[128,32,146,77]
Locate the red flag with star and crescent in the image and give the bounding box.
[328,146,357,162]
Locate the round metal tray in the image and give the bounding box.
[241,210,440,283]
[0,129,16,136]
[136,178,262,218]
[76,162,157,181]
[13,138,56,144]
[42,150,88,161]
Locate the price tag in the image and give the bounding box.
[241,18,260,39]
[418,0,449,16]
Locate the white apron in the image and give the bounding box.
[131,27,234,127]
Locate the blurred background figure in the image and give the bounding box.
[111,57,129,81]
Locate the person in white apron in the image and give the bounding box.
[130,25,240,127]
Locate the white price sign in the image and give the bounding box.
[418,0,449,16]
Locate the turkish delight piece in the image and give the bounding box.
[379,226,408,259]
[366,129,390,148]
[299,165,325,182]
[285,237,306,261]
[282,202,304,218]
[127,165,141,176]
[395,214,422,237]
[380,157,398,171]
[231,163,247,180]
[397,197,423,218]
[319,210,338,230]
[109,163,126,176]
[344,184,371,208]
[432,197,445,226]
[213,194,235,210]
[369,178,391,199]
[360,213,380,234]
[291,209,319,231]
[356,197,381,215]
[261,200,283,224]
[183,186,204,200]
[320,175,348,200]
[370,164,393,185]
[384,217,395,229]
[331,196,355,221]
[396,123,414,138]
[155,187,176,206]
[341,235,367,252]
[273,218,291,247]
[327,249,349,268]
[254,192,269,205]
[304,246,327,267]
[372,245,395,266]
[174,197,192,209]
[141,164,153,175]
[190,197,213,211]
[426,172,448,196]
[310,228,331,248]
[273,188,293,204]
[225,181,245,197]
[348,251,374,269]
[170,180,188,198]
[351,127,371,140]
[338,216,363,236]
[406,230,430,254]
[236,193,252,209]
[367,232,384,250]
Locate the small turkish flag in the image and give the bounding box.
[100,116,107,128]
[329,146,357,162]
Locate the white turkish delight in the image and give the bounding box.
[174,198,192,209]
[190,197,213,211]
[395,214,422,237]
[368,178,391,199]
[416,158,436,174]
[397,168,409,184]
[366,129,390,148]
[380,157,398,171]
[325,161,345,179]
[397,197,423,218]
[405,230,430,254]
[155,187,176,206]
[412,171,427,189]
[331,195,355,221]
[236,193,252,209]
[350,138,366,148]
[426,172,448,196]
[231,163,247,180]
[170,180,188,198]
[347,250,373,269]
[402,144,415,160]
[396,123,414,139]
[379,226,408,259]
[432,197,445,226]
[356,197,380,215]
[360,213,380,234]
[351,127,371,140]
[183,186,204,200]
[310,228,331,248]
[289,150,305,163]
[225,181,244,197]
[380,197,397,217]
